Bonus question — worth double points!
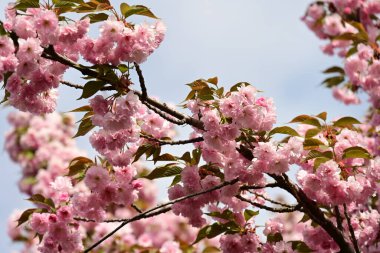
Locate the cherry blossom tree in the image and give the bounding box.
[2,0,380,252]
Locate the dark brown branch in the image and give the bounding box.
[82,178,239,252]
[134,62,147,100]
[131,204,142,214]
[60,80,114,91]
[252,192,294,208]
[42,45,205,130]
[343,204,360,253]
[335,206,343,231]
[143,101,187,125]
[140,133,204,146]
[240,183,279,191]
[236,147,355,253]
[236,195,301,213]
[83,207,171,252]
[269,174,355,253]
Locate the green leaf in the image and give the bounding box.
[81,13,109,23]
[206,210,234,221]
[67,156,94,177]
[315,112,327,121]
[323,66,345,75]
[305,128,320,138]
[117,64,129,74]
[305,150,333,161]
[207,77,218,86]
[290,115,321,128]
[144,164,182,180]
[291,241,313,253]
[170,174,181,187]
[322,76,345,88]
[267,232,283,243]
[313,157,331,170]
[346,46,358,57]
[333,116,361,128]
[244,209,259,221]
[229,82,250,92]
[69,105,92,112]
[342,146,372,159]
[78,80,106,99]
[153,153,177,163]
[133,144,154,162]
[303,138,325,150]
[0,22,7,36]
[15,0,40,11]
[268,126,299,137]
[73,117,95,137]
[202,246,220,253]
[193,223,228,244]
[120,3,158,19]
[180,152,192,164]
[17,208,44,227]
[27,194,55,210]
[191,148,201,165]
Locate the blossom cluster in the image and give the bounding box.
[89,93,175,166]
[1,3,165,114]
[302,1,380,107]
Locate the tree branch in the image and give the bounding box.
[236,195,301,213]
[134,62,147,101]
[343,204,360,253]
[82,178,239,252]
[42,45,205,130]
[140,133,204,146]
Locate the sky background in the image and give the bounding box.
[0,0,369,252]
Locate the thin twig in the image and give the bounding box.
[131,204,143,213]
[83,207,171,252]
[134,62,147,101]
[41,45,205,130]
[335,206,343,231]
[143,101,186,125]
[140,133,204,146]
[240,183,279,191]
[82,178,239,252]
[236,195,301,213]
[343,204,360,253]
[252,192,294,208]
[60,80,114,91]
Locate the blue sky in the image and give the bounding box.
[0,0,369,251]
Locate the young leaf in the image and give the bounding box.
[313,157,331,170]
[304,150,333,161]
[207,77,218,86]
[73,117,95,137]
[322,76,345,88]
[27,194,55,210]
[267,232,283,243]
[315,112,327,121]
[291,241,313,253]
[81,13,109,23]
[78,80,106,99]
[342,146,372,159]
[303,138,325,149]
[244,209,259,221]
[17,208,44,227]
[69,105,92,112]
[333,116,361,128]
[268,126,299,137]
[323,66,344,75]
[305,128,320,138]
[120,3,158,19]
[144,164,182,180]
